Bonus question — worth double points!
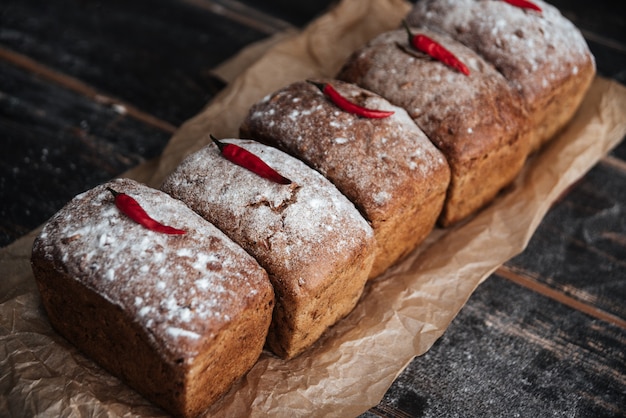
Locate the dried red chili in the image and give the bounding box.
[107,188,186,235]
[307,80,395,119]
[210,135,292,185]
[402,21,470,76]
[501,0,542,12]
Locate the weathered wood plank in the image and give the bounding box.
[364,275,626,418]
[549,0,626,42]
[497,265,626,330]
[0,46,178,134]
[609,137,626,162]
[0,60,171,246]
[0,0,262,125]
[235,0,338,28]
[585,38,626,85]
[505,161,626,322]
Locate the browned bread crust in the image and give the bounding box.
[161,140,376,359]
[31,178,274,418]
[240,79,451,277]
[407,0,596,153]
[338,28,531,226]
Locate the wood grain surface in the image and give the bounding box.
[1,0,624,417]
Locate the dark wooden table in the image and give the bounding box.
[1,0,625,417]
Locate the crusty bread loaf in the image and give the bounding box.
[407,0,596,153]
[31,178,274,418]
[160,139,376,359]
[338,27,530,226]
[240,79,451,278]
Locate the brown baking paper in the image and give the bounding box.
[2,0,626,416]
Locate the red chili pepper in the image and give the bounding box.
[402,21,470,76]
[210,135,292,185]
[501,0,542,12]
[307,80,395,119]
[107,188,186,235]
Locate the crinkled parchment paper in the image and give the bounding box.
[2,0,626,416]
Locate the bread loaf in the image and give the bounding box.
[240,79,451,277]
[161,139,376,359]
[406,0,595,153]
[31,178,274,418]
[338,27,531,226]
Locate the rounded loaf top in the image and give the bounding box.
[407,0,594,102]
[241,79,448,217]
